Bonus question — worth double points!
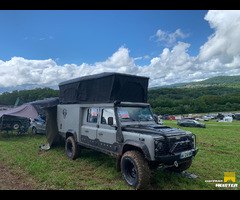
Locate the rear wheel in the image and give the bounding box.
[121,150,150,189]
[65,136,80,160]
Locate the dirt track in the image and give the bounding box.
[0,162,40,190]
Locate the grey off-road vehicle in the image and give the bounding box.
[55,73,198,189]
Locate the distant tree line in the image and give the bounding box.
[0,88,59,106]
[0,85,240,115]
[148,86,240,115]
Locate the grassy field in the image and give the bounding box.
[0,120,239,190]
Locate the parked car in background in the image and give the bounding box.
[0,115,28,130]
[30,117,46,134]
[205,114,218,119]
[177,119,206,128]
[216,116,233,123]
[234,113,240,120]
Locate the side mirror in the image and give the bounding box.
[108,117,113,126]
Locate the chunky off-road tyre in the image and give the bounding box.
[168,160,192,172]
[121,150,150,189]
[65,136,80,160]
[12,122,21,130]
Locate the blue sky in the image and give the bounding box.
[0,10,240,90]
[0,10,210,65]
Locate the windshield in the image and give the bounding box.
[118,106,154,122]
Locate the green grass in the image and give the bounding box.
[0,120,239,190]
[164,120,240,190]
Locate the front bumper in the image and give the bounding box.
[155,147,198,165]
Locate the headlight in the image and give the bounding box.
[192,134,196,148]
[154,138,166,156]
[186,131,196,149]
[155,141,163,150]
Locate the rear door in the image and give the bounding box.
[97,108,117,149]
[81,108,99,140]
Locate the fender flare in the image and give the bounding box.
[121,140,151,161]
[65,129,77,141]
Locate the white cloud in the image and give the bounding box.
[144,55,150,59]
[1,10,240,91]
[137,42,200,87]
[151,28,189,47]
[199,10,240,63]
[133,55,150,61]
[0,46,138,89]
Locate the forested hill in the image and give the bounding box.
[0,88,59,106]
[148,86,240,115]
[0,75,240,115]
[162,75,240,88]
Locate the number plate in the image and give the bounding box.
[180,150,192,159]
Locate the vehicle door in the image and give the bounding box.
[188,120,195,127]
[81,108,99,140]
[97,108,117,148]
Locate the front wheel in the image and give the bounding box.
[12,122,21,130]
[121,150,150,189]
[65,136,80,160]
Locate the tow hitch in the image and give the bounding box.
[174,161,178,167]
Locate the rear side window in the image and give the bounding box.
[87,108,98,123]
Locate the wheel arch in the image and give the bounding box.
[116,140,151,172]
[65,129,77,141]
[121,140,151,160]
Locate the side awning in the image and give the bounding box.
[0,104,39,119]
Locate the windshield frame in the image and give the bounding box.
[117,105,155,124]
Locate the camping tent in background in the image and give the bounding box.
[0,97,59,120]
[0,97,59,132]
[0,104,39,119]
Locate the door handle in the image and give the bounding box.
[98,132,103,136]
[85,130,89,133]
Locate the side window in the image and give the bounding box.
[87,108,98,123]
[101,108,116,125]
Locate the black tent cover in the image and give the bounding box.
[59,72,149,104]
